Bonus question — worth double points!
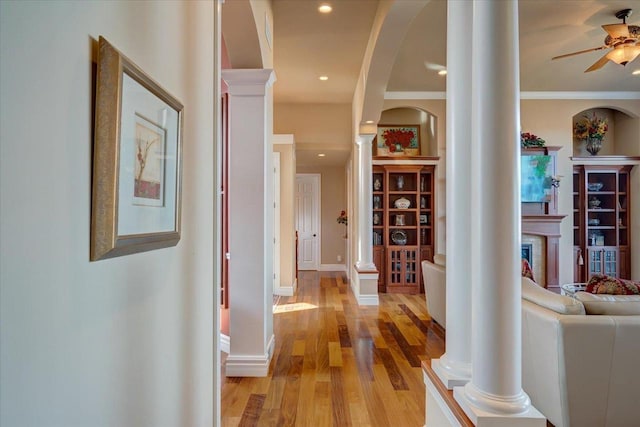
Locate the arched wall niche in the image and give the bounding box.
[378,106,438,157]
[572,107,640,157]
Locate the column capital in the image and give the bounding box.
[356,133,375,147]
[222,69,276,96]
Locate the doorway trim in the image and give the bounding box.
[273,152,281,292]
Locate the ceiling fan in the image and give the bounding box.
[552,8,640,72]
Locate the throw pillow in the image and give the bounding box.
[521,259,535,282]
[585,274,640,295]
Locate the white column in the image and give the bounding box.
[355,134,376,272]
[222,69,277,377]
[431,0,473,390]
[453,1,544,425]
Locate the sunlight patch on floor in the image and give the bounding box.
[273,302,318,314]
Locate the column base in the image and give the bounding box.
[453,385,546,427]
[423,360,473,427]
[352,265,379,306]
[355,261,377,272]
[432,355,471,389]
[225,334,275,377]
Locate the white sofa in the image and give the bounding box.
[521,277,640,427]
[422,256,446,328]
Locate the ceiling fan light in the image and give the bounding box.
[606,44,640,65]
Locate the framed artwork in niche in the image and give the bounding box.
[91,36,184,261]
[375,125,420,157]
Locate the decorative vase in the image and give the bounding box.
[394,197,410,209]
[586,137,602,156]
[396,175,404,190]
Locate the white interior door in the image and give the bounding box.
[296,174,320,270]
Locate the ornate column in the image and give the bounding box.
[350,134,379,306]
[452,2,544,424]
[431,0,473,390]
[356,134,376,272]
[222,69,277,377]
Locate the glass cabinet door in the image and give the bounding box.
[587,247,619,279]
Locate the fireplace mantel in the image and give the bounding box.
[522,214,566,292]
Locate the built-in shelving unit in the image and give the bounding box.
[372,165,434,294]
[573,165,632,281]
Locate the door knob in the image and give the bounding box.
[313,234,317,237]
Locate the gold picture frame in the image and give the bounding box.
[91,37,183,261]
[375,125,421,157]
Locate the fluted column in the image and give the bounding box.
[431,0,473,390]
[452,2,543,424]
[356,134,376,271]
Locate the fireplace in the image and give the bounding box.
[522,215,565,292]
[521,244,533,266]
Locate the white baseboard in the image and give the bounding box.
[274,284,294,296]
[224,334,275,377]
[220,333,230,354]
[318,263,347,272]
[357,294,379,306]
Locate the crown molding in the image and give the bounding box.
[385,91,446,100]
[521,92,640,100]
[384,91,640,100]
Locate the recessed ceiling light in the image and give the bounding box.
[438,70,447,76]
[318,4,332,13]
[633,69,640,75]
[319,75,329,81]
[318,153,326,157]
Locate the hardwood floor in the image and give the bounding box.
[221,271,445,427]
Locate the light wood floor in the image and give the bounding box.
[221,271,445,427]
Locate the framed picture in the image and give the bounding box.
[91,37,183,261]
[420,214,429,225]
[375,125,420,157]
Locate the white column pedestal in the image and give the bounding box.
[453,386,545,427]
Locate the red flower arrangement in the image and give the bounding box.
[520,132,545,148]
[382,128,415,153]
[336,210,348,226]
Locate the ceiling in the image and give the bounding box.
[271,0,640,165]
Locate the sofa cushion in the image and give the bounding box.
[433,254,445,267]
[522,277,585,315]
[574,292,640,315]
[585,274,640,295]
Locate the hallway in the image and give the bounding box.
[221,271,444,426]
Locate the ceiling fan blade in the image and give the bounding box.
[552,46,608,60]
[584,53,610,73]
[602,23,629,39]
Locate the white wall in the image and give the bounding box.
[0,2,216,426]
[274,141,297,292]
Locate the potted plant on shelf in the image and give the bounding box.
[574,113,608,156]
